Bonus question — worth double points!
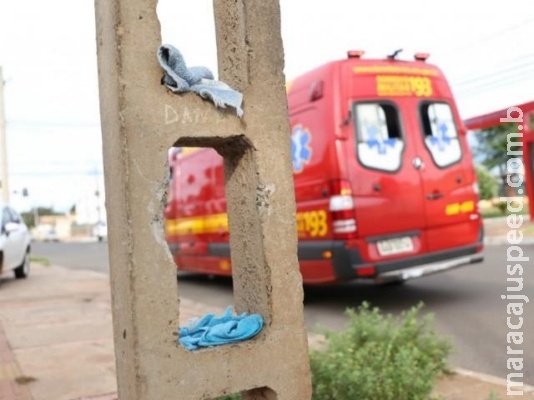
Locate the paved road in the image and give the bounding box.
[32,241,110,273]
[31,240,533,384]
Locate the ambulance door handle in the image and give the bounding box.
[427,191,443,200]
[412,157,424,170]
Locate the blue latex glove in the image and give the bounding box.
[179,306,264,351]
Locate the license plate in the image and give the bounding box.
[377,237,414,256]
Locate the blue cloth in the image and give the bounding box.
[178,306,264,350]
[157,44,244,117]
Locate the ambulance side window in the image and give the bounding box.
[420,102,462,167]
[354,102,404,172]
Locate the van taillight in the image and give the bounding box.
[329,180,357,239]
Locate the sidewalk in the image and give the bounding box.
[0,263,532,400]
[484,216,534,245]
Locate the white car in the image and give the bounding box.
[1,205,32,278]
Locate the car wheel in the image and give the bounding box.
[14,249,30,279]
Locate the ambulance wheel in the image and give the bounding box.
[381,278,406,286]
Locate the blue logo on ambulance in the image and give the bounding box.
[291,125,312,173]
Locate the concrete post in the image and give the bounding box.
[94,0,312,399]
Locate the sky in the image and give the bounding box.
[1,0,534,213]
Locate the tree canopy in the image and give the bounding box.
[474,164,497,201]
[474,122,520,176]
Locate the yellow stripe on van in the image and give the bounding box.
[166,213,228,236]
[286,80,294,93]
[179,147,202,157]
[166,209,330,237]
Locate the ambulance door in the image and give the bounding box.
[414,101,480,252]
[346,100,427,259]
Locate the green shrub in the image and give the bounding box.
[310,302,451,400]
[217,303,450,400]
[475,164,497,201]
[495,200,508,214]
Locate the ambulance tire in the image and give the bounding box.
[380,278,407,287]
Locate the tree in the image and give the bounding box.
[474,123,521,195]
[21,207,62,229]
[474,164,497,200]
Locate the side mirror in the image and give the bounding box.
[5,222,20,234]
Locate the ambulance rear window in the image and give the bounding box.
[353,102,404,172]
[420,102,462,168]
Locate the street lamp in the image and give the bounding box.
[21,187,39,227]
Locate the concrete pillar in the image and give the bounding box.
[94,0,312,399]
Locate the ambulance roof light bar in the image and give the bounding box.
[347,50,365,59]
[414,53,430,61]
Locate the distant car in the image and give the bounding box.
[33,224,60,242]
[0,205,32,278]
[93,221,107,242]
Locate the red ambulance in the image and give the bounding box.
[165,51,484,284]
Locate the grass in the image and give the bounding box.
[480,206,529,219]
[29,256,51,266]
[486,389,500,400]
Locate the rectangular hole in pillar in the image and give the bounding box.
[157,0,218,78]
[165,146,241,348]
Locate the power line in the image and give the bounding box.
[455,71,534,97]
[475,17,534,43]
[440,17,534,57]
[453,57,534,88]
[453,68,534,94]
[6,119,100,129]
[10,170,103,177]
[455,68,534,91]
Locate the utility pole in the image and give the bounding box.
[0,67,10,204]
[95,1,312,398]
[94,167,102,223]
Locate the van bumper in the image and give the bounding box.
[374,252,484,283]
[297,241,484,283]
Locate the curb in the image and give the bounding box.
[484,236,534,246]
[454,368,534,393]
[77,369,534,400]
[74,394,118,400]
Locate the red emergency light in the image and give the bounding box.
[414,53,430,61]
[347,50,365,59]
